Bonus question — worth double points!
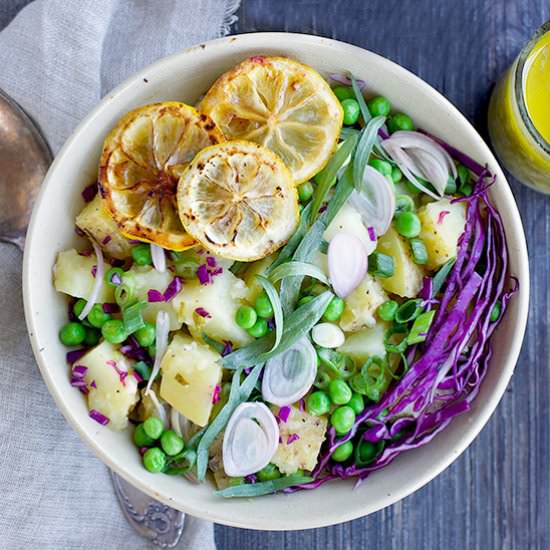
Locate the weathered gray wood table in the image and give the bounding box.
[2,1,548,548]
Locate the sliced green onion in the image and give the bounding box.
[384,324,409,354]
[407,310,436,345]
[164,449,197,476]
[269,261,328,286]
[256,275,283,352]
[114,283,135,308]
[351,75,371,124]
[309,132,359,225]
[318,348,356,379]
[215,473,312,498]
[431,257,456,297]
[196,364,264,481]
[395,299,423,324]
[395,194,415,213]
[222,291,334,370]
[368,252,395,278]
[410,238,428,265]
[122,301,146,334]
[105,267,124,288]
[349,356,389,402]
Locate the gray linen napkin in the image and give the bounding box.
[0,1,241,548]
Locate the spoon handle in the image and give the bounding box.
[111,470,185,548]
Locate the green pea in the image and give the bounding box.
[228,476,244,487]
[306,391,331,416]
[160,430,185,456]
[101,319,128,344]
[59,322,86,346]
[135,322,156,347]
[328,379,352,405]
[298,181,314,203]
[298,295,314,306]
[378,300,398,321]
[73,299,87,319]
[247,318,268,338]
[366,96,391,117]
[105,267,125,287]
[391,166,403,183]
[83,326,101,347]
[356,440,377,464]
[368,158,392,177]
[341,98,361,125]
[348,393,365,414]
[490,302,501,322]
[87,303,111,328]
[257,463,281,482]
[143,416,164,440]
[323,297,345,322]
[394,211,421,238]
[143,447,166,473]
[331,440,354,462]
[132,244,152,266]
[255,292,274,319]
[387,113,415,134]
[235,305,258,329]
[395,194,415,213]
[330,406,356,434]
[333,86,355,101]
[133,423,155,447]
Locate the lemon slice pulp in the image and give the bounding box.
[177,141,299,261]
[99,102,224,250]
[199,56,343,184]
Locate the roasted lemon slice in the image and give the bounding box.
[177,141,299,261]
[99,102,224,250]
[198,56,343,184]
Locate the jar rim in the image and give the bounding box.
[514,19,550,155]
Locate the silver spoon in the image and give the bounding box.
[0,88,185,548]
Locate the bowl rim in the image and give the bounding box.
[22,32,530,530]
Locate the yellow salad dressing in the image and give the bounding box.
[488,21,550,194]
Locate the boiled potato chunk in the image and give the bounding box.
[376,226,424,297]
[79,341,139,430]
[75,195,132,259]
[337,322,387,363]
[160,334,222,427]
[125,265,182,330]
[54,249,114,302]
[418,199,466,270]
[172,269,252,347]
[271,406,328,474]
[241,253,277,303]
[339,274,388,332]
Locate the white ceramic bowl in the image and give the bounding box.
[23,33,529,530]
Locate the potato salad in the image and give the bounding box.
[54,56,515,497]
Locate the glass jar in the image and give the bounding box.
[488,20,550,194]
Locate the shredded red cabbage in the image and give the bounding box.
[287,433,300,445]
[101,235,112,245]
[221,341,233,357]
[212,385,221,404]
[102,303,119,313]
[278,405,291,423]
[81,182,98,203]
[197,264,212,285]
[163,277,183,301]
[147,289,164,303]
[195,307,212,318]
[89,409,109,425]
[66,349,88,364]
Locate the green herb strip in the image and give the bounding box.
[215,474,313,498]
[353,115,387,191]
[268,261,328,286]
[309,132,359,225]
[351,75,372,124]
[196,363,264,481]
[256,275,284,352]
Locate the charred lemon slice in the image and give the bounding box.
[198,56,343,184]
[177,141,299,261]
[99,102,224,250]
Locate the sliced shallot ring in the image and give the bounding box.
[223,402,279,477]
[262,337,318,406]
[328,232,368,298]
